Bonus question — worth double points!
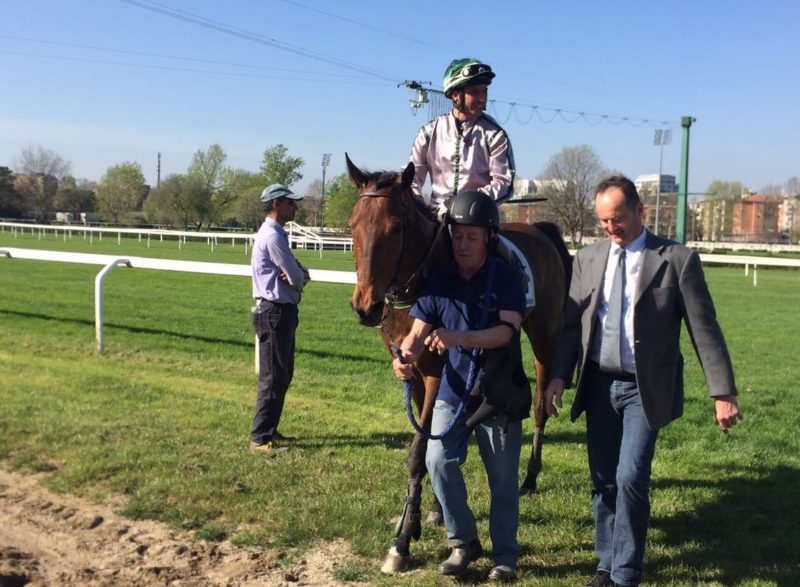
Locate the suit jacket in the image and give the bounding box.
[551,230,737,430]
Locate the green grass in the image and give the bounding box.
[1,239,799,586]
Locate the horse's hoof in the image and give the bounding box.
[381,546,411,574]
[425,510,443,526]
[519,483,537,497]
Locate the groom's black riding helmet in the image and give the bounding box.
[445,190,500,251]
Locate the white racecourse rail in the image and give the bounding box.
[0,221,352,253]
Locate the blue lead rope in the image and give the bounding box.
[395,258,498,440]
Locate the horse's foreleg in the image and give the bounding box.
[381,430,426,574]
[521,358,549,496]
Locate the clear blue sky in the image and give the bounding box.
[2,0,797,196]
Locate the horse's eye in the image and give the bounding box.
[388,223,402,235]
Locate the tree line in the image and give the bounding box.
[0,144,359,231]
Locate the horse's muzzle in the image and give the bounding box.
[351,299,384,327]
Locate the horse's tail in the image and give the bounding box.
[533,221,573,295]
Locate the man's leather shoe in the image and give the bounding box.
[584,570,613,587]
[438,539,482,575]
[488,564,516,582]
[249,441,289,453]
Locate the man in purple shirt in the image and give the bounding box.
[250,184,310,452]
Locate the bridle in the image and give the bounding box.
[358,188,446,310]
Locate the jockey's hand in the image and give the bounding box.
[544,378,566,417]
[425,328,459,355]
[392,350,415,381]
[435,202,449,222]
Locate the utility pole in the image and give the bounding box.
[157,152,161,188]
[676,116,696,244]
[653,129,672,236]
[321,153,332,230]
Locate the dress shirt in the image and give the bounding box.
[590,228,647,373]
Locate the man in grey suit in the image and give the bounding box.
[544,176,742,587]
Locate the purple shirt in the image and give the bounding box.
[251,218,306,304]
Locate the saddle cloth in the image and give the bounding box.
[497,235,535,315]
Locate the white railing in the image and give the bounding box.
[0,221,354,254]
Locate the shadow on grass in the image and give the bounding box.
[0,308,385,365]
[647,465,800,586]
[514,465,800,585]
[295,432,415,451]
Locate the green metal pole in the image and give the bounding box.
[676,116,696,243]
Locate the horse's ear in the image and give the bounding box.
[400,161,415,190]
[345,153,368,189]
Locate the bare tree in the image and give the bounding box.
[539,145,603,245]
[14,173,58,223]
[13,145,71,179]
[784,176,800,196]
[301,179,324,227]
[760,182,783,196]
[10,146,72,222]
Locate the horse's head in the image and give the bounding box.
[346,153,419,326]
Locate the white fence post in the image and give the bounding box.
[95,258,132,353]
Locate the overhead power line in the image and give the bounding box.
[117,1,675,127]
[0,50,386,85]
[275,0,454,54]
[119,0,401,83]
[0,34,376,80]
[403,82,676,128]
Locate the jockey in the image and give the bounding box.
[409,58,516,221]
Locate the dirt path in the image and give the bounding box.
[0,469,360,586]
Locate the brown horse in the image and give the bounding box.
[346,154,571,573]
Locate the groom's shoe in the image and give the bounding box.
[438,539,483,576]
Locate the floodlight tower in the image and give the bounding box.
[321,153,332,229]
[653,128,672,235]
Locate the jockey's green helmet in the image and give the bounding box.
[443,58,495,98]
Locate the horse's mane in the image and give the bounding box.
[364,169,432,221]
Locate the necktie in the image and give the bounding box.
[599,249,626,373]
